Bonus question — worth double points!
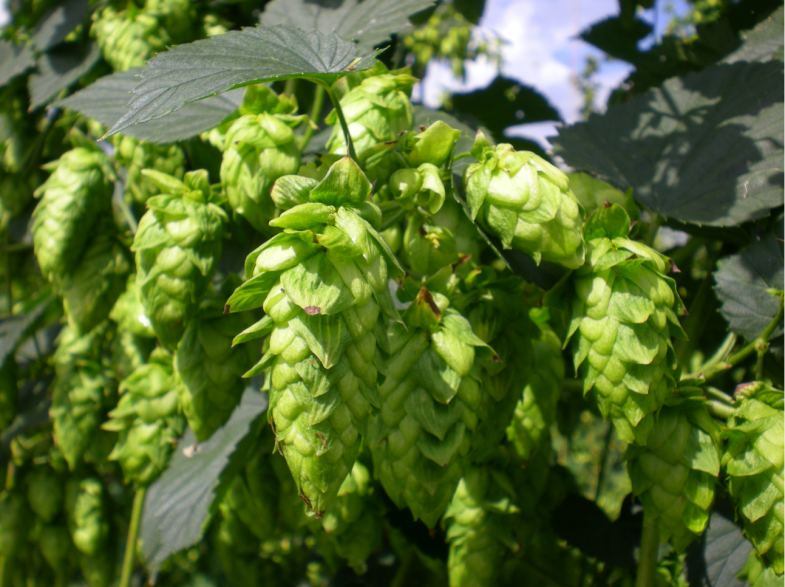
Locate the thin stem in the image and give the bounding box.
[635,522,659,587]
[755,339,768,380]
[299,85,326,151]
[115,193,138,235]
[704,386,734,406]
[325,85,358,163]
[284,78,298,97]
[119,486,146,587]
[706,400,735,421]
[389,550,413,587]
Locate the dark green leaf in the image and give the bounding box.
[140,389,267,571]
[579,16,651,64]
[30,0,90,52]
[56,70,244,143]
[262,0,434,52]
[28,42,101,109]
[553,61,784,227]
[723,5,784,64]
[0,296,51,369]
[0,42,35,88]
[449,76,561,141]
[714,217,784,341]
[104,24,379,139]
[701,509,752,587]
[453,0,486,24]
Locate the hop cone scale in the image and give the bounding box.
[464,133,585,269]
[91,6,170,71]
[227,157,403,516]
[132,170,227,349]
[723,382,784,574]
[626,399,721,551]
[557,204,685,445]
[367,281,489,528]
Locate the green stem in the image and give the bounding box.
[299,85,326,152]
[284,78,298,97]
[119,486,146,587]
[755,339,768,380]
[325,85,358,163]
[635,522,659,587]
[706,400,735,421]
[389,551,413,587]
[115,191,138,235]
[704,386,734,406]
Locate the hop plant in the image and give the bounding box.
[444,465,519,587]
[65,477,109,557]
[113,135,186,205]
[220,87,308,233]
[174,301,257,441]
[32,146,114,284]
[722,382,783,575]
[368,279,489,528]
[132,169,228,349]
[62,218,132,335]
[144,0,195,45]
[740,549,782,587]
[110,276,156,339]
[0,491,31,563]
[464,133,585,269]
[50,325,110,470]
[226,157,403,516]
[626,398,722,551]
[0,356,17,432]
[25,467,64,523]
[0,170,39,217]
[555,204,686,445]
[103,348,185,487]
[91,6,170,71]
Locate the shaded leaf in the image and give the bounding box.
[0,296,51,370]
[30,0,90,52]
[579,16,652,64]
[140,389,267,571]
[28,42,101,109]
[553,61,784,227]
[714,217,784,341]
[700,508,753,587]
[104,24,379,138]
[0,42,35,88]
[56,69,244,143]
[454,0,486,24]
[262,0,434,52]
[723,6,784,64]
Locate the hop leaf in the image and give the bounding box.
[723,382,784,575]
[132,169,228,349]
[464,135,585,269]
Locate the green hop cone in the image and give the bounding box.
[317,461,381,574]
[50,325,109,470]
[174,303,257,441]
[402,210,459,277]
[444,465,519,587]
[114,135,186,205]
[38,524,71,579]
[77,549,115,587]
[0,356,18,431]
[220,87,308,233]
[740,549,782,587]
[65,477,108,556]
[626,399,721,551]
[25,467,64,523]
[368,282,489,528]
[226,157,403,516]
[144,0,195,44]
[32,147,114,284]
[432,198,484,262]
[104,348,184,487]
[91,6,170,71]
[62,218,132,335]
[723,382,784,574]
[110,276,156,339]
[558,204,686,445]
[325,73,416,162]
[133,169,228,349]
[464,132,585,269]
[0,491,31,561]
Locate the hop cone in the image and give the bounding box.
[220,87,307,233]
[25,467,64,523]
[723,382,784,574]
[226,157,403,516]
[114,135,185,204]
[432,198,484,261]
[62,218,132,335]
[91,6,169,70]
[626,399,721,551]
[0,356,17,431]
[0,491,30,561]
[444,465,519,587]
[317,461,381,573]
[740,550,782,587]
[464,133,585,269]
[368,283,489,527]
[110,276,156,339]
[325,73,416,160]
[65,477,109,556]
[559,204,685,445]
[50,325,109,470]
[132,169,228,349]
[104,348,185,487]
[32,147,114,283]
[402,211,459,277]
[37,524,71,580]
[174,302,257,441]
[144,0,195,44]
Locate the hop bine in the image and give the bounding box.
[723,382,783,575]
[226,157,403,516]
[367,273,490,528]
[132,169,228,349]
[464,132,585,269]
[549,204,686,445]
